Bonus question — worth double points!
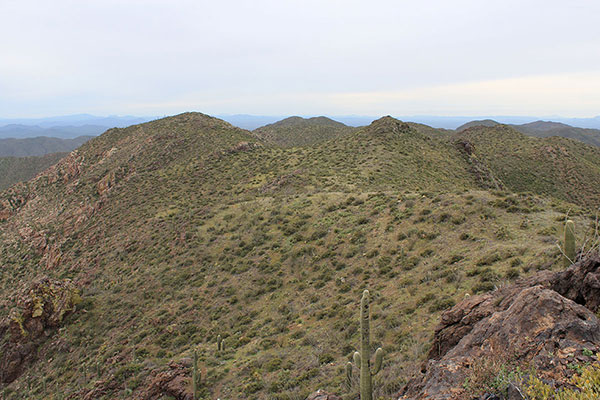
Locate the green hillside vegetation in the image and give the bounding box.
[454,125,600,208]
[456,119,600,148]
[253,116,356,147]
[517,120,600,147]
[406,122,453,139]
[455,119,501,131]
[0,113,598,399]
[0,152,67,191]
[0,136,92,157]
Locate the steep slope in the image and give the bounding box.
[0,113,594,400]
[253,116,355,147]
[0,153,67,191]
[0,136,92,157]
[454,125,600,208]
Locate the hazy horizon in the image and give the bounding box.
[4,112,600,134]
[2,0,599,118]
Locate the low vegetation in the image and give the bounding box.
[0,112,598,399]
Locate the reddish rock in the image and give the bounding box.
[97,171,116,196]
[306,389,342,400]
[0,277,81,384]
[138,361,193,400]
[400,254,600,400]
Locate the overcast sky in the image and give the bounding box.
[1,0,599,118]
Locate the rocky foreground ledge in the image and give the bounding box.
[398,253,600,400]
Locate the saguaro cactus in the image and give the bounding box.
[350,290,384,400]
[564,220,576,267]
[345,362,353,388]
[217,334,225,352]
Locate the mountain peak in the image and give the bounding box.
[158,111,238,129]
[366,115,411,135]
[456,119,500,131]
[264,115,346,128]
[253,115,352,146]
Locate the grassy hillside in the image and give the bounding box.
[457,119,600,147]
[456,119,500,131]
[253,116,356,147]
[0,152,67,191]
[454,125,600,208]
[0,136,92,156]
[517,120,600,147]
[406,122,453,139]
[0,113,596,399]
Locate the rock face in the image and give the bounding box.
[551,253,600,312]
[0,277,81,384]
[138,360,193,400]
[399,254,600,400]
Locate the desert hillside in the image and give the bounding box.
[0,113,598,400]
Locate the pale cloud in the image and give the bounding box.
[326,72,600,117]
[1,0,599,117]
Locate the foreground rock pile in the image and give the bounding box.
[399,254,600,400]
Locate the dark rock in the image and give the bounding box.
[480,394,502,400]
[399,253,600,400]
[551,253,600,311]
[506,383,525,400]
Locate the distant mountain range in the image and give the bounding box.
[218,114,600,130]
[0,114,155,139]
[0,136,92,157]
[2,113,600,138]
[0,114,155,129]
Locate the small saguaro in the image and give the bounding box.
[217,334,225,352]
[563,219,576,267]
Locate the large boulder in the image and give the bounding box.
[399,254,600,400]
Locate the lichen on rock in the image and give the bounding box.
[0,277,81,384]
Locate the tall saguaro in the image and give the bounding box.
[350,289,384,400]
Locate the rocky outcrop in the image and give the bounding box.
[455,138,504,191]
[218,141,262,157]
[96,170,116,196]
[0,277,81,384]
[138,360,193,400]
[551,253,600,311]
[400,254,600,400]
[306,389,342,400]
